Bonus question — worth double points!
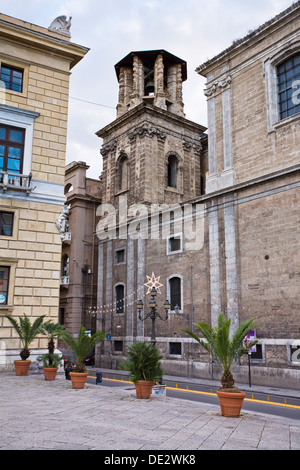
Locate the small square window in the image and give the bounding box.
[0,64,23,93]
[114,341,123,352]
[115,248,126,264]
[169,342,182,355]
[167,234,182,255]
[0,212,14,236]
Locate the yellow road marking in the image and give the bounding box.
[87,376,300,410]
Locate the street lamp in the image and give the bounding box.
[137,287,170,345]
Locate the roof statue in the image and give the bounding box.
[48,15,72,37]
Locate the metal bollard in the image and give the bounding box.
[96,372,102,384]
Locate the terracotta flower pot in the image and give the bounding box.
[43,367,58,381]
[69,372,88,389]
[135,380,154,399]
[14,360,31,376]
[217,390,246,417]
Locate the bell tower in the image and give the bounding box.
[115,50,186,118]
[97,50,207,208]
[95,50,207,369]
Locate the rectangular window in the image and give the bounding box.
[169,342,182,355]
[169,277,181,310]
[0,64,23,93]
[290,345,300,364]
[115,249,125,264]
[0,266,10,305]
[0,211,14,236]
[114,340,123,352]
[169,236,181,252]
[277,53,300,120]
[115,285,125,314]
[250,344,263,361]
[167,233,183,255]
[0,125,25,177]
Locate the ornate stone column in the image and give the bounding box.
[154,54,167,110]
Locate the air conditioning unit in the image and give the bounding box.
[61,232,71,244]
[60,276,70,287]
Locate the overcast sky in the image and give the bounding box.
[0,0,294,177]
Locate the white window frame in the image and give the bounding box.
[166,274,184,314]
[166,232,183,255]
[0,104,39,175]
[114,282,126,315]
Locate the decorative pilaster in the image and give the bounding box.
[224,198,239,335]
[204,74,235,193]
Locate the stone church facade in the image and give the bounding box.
[94,3,300,388]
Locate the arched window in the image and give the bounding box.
[168,276,182,311]
[118,154,128,191]
[167,154,178,188]
[64,183,73,194]
[115,284,125,314]
[277,53,300,120]
[61,255,69,277]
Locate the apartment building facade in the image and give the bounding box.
[0,14,88,370]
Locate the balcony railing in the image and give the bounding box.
[0,171,32,194]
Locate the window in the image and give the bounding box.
[167,154,178,188]
[169,342,182,356]
[0,266,10,305]
[61,255,69,277]
[290,344,300,364]
[0,64,23,93]
[167,234,182,255]
[59,308,65,325]
[0,212,14,236]
[169,276,182,310]
[0,125,25,176]
[277,53,300,120]
[115,248,126,264]
[115,284,125,314]
[114,340,123,352]
[250,344,263,361]
[118,154,128,191]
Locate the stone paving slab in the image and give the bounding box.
[0,373,299,451]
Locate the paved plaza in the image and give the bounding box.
[0,372,300,451]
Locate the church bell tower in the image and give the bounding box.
[97,49,207,208]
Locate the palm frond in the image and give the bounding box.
[61,326,106,369]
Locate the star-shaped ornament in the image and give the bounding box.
[144,272,163,294]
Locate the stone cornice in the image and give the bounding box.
[96,102,207,139]
[0,16,89,69]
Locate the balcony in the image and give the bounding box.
[0,171,33,195]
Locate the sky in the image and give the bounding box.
[0,0,295,178]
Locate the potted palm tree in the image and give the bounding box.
[119,342,163,399]
[181,313,258,417]
[60,326,106,389]
[5,314,45,376]
[38,321,66,380]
